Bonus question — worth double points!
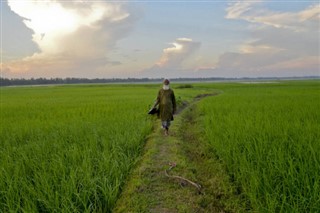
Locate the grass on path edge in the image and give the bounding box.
[113,100,249,212]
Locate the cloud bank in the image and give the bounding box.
[2,0,137,78]
[142,1,319,78]
[2,1,318,79]
[155,38,201,68]
[142,38,201,78]
[214,1,320,77]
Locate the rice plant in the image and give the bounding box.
[198,81,320,212]
[0,84,156,212]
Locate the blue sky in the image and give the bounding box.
[1,0,319,78]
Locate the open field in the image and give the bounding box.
[0,85,156,212]
[198,80,320,212]
[1,80,319,212]
[0,84,203,212]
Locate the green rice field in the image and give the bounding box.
[1,80,319,212]
[0,85,157,212]
[198,80,320,212]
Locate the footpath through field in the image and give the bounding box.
[113,93,244,212]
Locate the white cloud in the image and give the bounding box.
[214,1,320,77]
[226,1,320,31]
[140,38,201,78]
[226,1,261,20]
[2,0,137,78]
[155,38,201,68]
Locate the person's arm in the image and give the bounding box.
[153,90,161,108]
[172,91,176,114]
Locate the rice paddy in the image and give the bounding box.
[1,80,319,212]
[0,85,156,212]
[198,80,320,212]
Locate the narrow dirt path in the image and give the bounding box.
[113,93,244,212]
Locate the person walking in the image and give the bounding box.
[153,79,176,136]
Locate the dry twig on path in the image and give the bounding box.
[165,162,202,193]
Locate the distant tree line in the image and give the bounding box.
[0,76,318,86]
[0,77,226,86]
[0,77,160,86]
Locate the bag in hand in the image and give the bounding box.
[148,107,159,115]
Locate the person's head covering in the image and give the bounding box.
[163,79,170,85]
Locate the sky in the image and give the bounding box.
[1,0,319,79]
